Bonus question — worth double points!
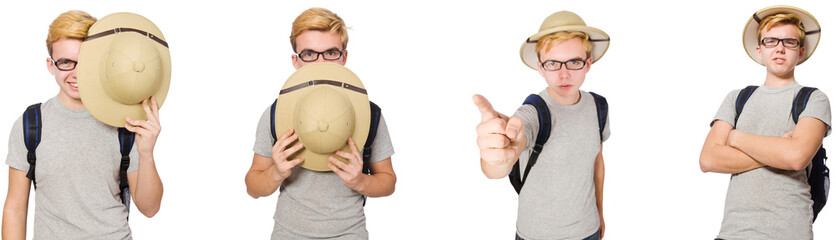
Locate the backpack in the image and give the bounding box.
[509,92,608,194]
[734,85,830,222]
[270,99,382,204]
[23,103,135,220]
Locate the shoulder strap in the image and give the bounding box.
[509,94,551,194]
[792,87,818,123]
[270,99,278,144]
[589,92,608,142]
[734,85,759,128]
[362,101,381,175]
[117,128,135,220]
[23,103,42,189]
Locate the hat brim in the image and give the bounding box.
[275,63,370,172]
[78,12,171,127]
[520,25,610,70]
[743,5,820,65]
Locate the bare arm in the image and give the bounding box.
[245,129,305,198]
[729,117,826,171]
[474,95,527,179]
[594,145,605,239]
[125,97,164,218]
[2,167,30,240]
[699,120,765,173]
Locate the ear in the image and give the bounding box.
[584,57,593,73]
[46,57,55,75]
[292,54,301,70]
[756,45,764,62]
[339,50,348,66]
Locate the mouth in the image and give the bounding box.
[67,81,78,90]
[559,84,572,89]
[772,57,786,64]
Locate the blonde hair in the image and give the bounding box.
[46,10,96,57]
[290,8,348,52]
[535,31,593,60]
[757,13,806,46]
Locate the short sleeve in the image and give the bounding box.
[711,90,739,127]
[368,113,394,163]
[253,105,274,158]
[601,107,610,142]
[799,90,832,136]
[513,104,538,151]
[6,116,29,172]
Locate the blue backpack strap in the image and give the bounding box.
[23,103,42,189]
[117,127,135,220]
[733,85,759,128]
[363,101,381,175]
[509,94,551,194]
[589,92,608,142]
[270,99,278,144]
[791,87,829,222]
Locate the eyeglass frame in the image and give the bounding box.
[295,48,345,62]
[539,57,589,71]
[50,58,78,71]
[759,37,802,49]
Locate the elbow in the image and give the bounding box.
[699,153,713,173]
[138,205,160,218]
[784,151,811,171]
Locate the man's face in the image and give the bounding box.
[47,38,82,102]
[756,23,805,78]
[292,30,347,69]
[537,37,591,99]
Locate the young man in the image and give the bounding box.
[474,11,609,240]
[245,8,396,239]
[699,6,829,240]
[2,10,164,239]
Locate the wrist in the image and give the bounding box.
[352,174,369,193]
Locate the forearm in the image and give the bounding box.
[2,204,27,240]
[593,151,604,219]
[356,172,396,197]
[132,154,163,217]
[730,130,817,171]
[480,158,515,179]
[699,143,764,173]
[245,165,283,198]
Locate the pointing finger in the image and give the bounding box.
[473,94,499,122]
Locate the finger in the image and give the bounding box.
[124,124,151,137]
[281,143,305,158]
[329,156,351,170]
[477,118,509,135]
[347,138,362,163]
[328,163,350,180]
[280,158,304,170]
[334,150,360,167]
[506,117,524,140]
[150,96,160,117]
[473,94,499,122]
[477,134,511,149]
[273,130,297,150]
[141,98,157,123]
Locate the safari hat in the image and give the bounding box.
[520,11,610,70]
[78,12,171,127]
[275,62,370,171]
[743,5,820,65]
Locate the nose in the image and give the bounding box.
[775,41,787,53]
[557,66,571,79]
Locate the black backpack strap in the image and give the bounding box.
[589,92,608,142]
[733,85,759,128]
[792,87,818,124]
[509,94,551,194]
[270,99,278,144]
[791,87,829,222]
[363,101,381,175]
[23,103,43,189]
[117,128,135,220]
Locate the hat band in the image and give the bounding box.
[280,79,367,95]
[85,27,169,48]
[525,37,610,44]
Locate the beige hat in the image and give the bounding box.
[520,11,610,70]
[275,62,370,171]
[743,5,820,65]
[78,12,171,127]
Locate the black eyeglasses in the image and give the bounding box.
[540,58,587,71]
[51,58,78,71]
[760,37,802,48]
[296,49,344,62]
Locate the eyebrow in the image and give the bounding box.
[545,57,585,62]
[299,47,342,52]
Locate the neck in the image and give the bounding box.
[547,88,581,105]
[57,94,85,110]
[763,70,796,87]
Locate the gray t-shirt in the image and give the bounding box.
[253,103,394,240]
[712,82,831,240]
[5,97,140,240]
[513,90,610,240]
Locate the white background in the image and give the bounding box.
[1,0,835,239]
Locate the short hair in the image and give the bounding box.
[757,13,806,46]
[290,8,348,52]
[535,31,593,60]
[46,10,96,57]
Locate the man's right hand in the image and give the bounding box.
[271,129,305,181]
[474,94,526,166]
